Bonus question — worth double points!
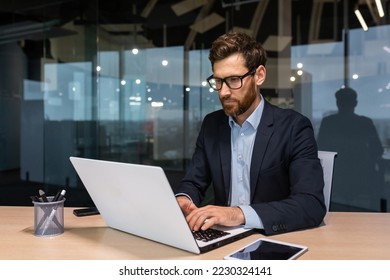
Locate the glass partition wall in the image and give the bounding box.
[1,0,389,211]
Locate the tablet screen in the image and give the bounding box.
[225,238,308,260]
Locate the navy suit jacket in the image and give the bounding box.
[176,100,326,235]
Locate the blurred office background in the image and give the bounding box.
[0,0,389,211]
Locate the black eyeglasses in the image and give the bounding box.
[206,69,256,91]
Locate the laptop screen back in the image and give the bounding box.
[69,156,200,254]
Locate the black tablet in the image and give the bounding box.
[224,238,308,260]
[73,207,100,217]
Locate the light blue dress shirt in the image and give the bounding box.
[229,96,264,229]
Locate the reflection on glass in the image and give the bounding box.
[317,87,384,211]
[291,25,390,211]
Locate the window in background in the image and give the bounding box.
[0,0,389,210]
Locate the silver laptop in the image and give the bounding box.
[69,156,254,254]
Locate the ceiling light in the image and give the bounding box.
[151,102,164,107]
[354,9,368,31]
[129,96,141,102]
[375,0,385,17]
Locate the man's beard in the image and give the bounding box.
[220,86,258,118]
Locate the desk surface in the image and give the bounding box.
[1,206,390,260]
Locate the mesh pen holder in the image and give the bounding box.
[33,196,65,237]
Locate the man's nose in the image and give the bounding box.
[218,82,231,97]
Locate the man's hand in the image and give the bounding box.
[176,195,197,216]
[185,205,245,231]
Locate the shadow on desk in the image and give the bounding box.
[19,225,195,259]
[65,226,196,259]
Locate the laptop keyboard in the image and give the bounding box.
[192,228,231,242]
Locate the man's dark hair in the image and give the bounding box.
[209,31,267,71]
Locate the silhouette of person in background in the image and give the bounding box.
[317,87,384,211]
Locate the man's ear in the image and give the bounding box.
[255,65,266,86]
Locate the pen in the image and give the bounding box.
[54,189,66,202]
[41,190,66,235]
[53,189,66,202]
[38,189,48,202]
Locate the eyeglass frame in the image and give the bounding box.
[206,68,256,91]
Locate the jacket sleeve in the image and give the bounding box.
[174,116,213,206]
[251,114,326,235]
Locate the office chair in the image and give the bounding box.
[202,151,338,213]
[318,150,337,212]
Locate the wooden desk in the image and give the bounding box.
[1,206,390,260]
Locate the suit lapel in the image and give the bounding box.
[219,118,231,204]
[250,101,274,199]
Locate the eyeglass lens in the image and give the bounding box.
[207,69,254,90]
